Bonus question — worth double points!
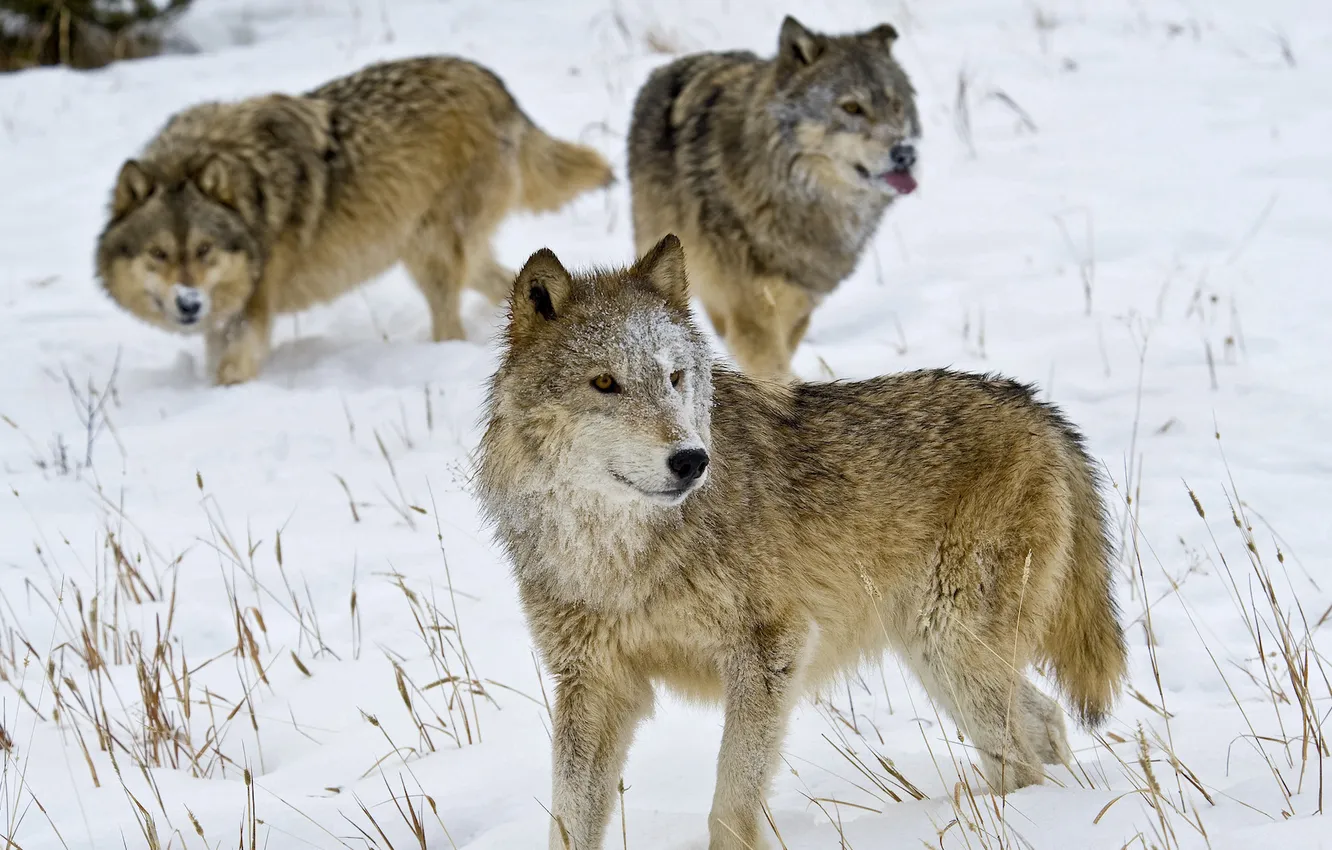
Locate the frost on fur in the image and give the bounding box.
[477,240,1125,850]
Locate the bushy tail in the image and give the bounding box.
[1041,450,1128,728]
[516,118,614,213]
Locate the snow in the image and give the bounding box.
[2,0,1330,847]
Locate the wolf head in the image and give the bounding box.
[769,16,921,197]
[486,235,715,511]
[95,156,260,335]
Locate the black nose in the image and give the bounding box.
[667,448,710,484]
[176,290,202,318]
[890,143,916,171]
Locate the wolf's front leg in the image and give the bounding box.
[207,298,272,386]
[548,669,653,850]
[720,276,813,383]
[709,622,813,850]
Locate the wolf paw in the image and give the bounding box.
[210,324,267,386]
[1032,712,1072,766]
[1020,686,1073,766]
[978,748,1046,794]
[215,353,258,385]
[708,812,766,850]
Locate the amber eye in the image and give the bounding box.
[670,370,684,389]
[148,246,168,262]
[840,101,865,116]
[591,373,621,394]
[195,242,213,260]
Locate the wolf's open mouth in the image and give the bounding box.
[855,164,918,195]
[880,169,917,194]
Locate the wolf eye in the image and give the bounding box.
[670,370,684,388]
[148,247,168,262]
[591,373,621,394]
[840,101,865,116]
[195,242,213,260]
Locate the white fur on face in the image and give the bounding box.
[550,308,712,509]
[653,346,675,376]
[480,302,719,610]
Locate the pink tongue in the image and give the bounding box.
[882,170,918,194]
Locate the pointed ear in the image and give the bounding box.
[867,23,899,50]
[195,155,235,206]
[778,15,823,67]
[631,234,689,311]
[111,160,154,218]
[511,247,574,332]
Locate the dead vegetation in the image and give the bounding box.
[0,0,194,72]
[1,453,495,848]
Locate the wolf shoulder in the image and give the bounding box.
[629,52,764,150]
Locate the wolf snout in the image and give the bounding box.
[889,142,916,172]
[667,448,710,484]
[174,287,203,322]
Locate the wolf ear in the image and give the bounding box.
[778,16,823,67]
[111,160,154,218]
[511,247,574,331]
[631,234,689,311]
[868,23,899,50]
[195,155,235,206]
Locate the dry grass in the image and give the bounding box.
[3,394,1326,849]
[1,328,1325,850]
[3,4,1324,848]
[1185,436,1329,811]
[0,438,499,850]
[602,1,691,57]
[954,69,976,158]
[1053,209,1096,317]
[0,0,193,73]
[9,355,124,478]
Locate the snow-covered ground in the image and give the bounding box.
[2,0,1330,847]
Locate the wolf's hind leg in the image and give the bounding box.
[911,644,1046,793]
[1018,680,1072,766]
[908,548,1048,795]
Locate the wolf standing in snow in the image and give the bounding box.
[628,16,921,381]
[96,57,613,385]
[476,236,1127,850]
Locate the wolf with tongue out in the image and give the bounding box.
[628,14,921,381]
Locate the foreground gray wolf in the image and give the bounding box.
[96,56,613,385]
[476,236,1127,850]
[628,16,921,380]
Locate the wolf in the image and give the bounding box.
[96,56,613,385]
[628,16,921,381]
[476,235,1128,850]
